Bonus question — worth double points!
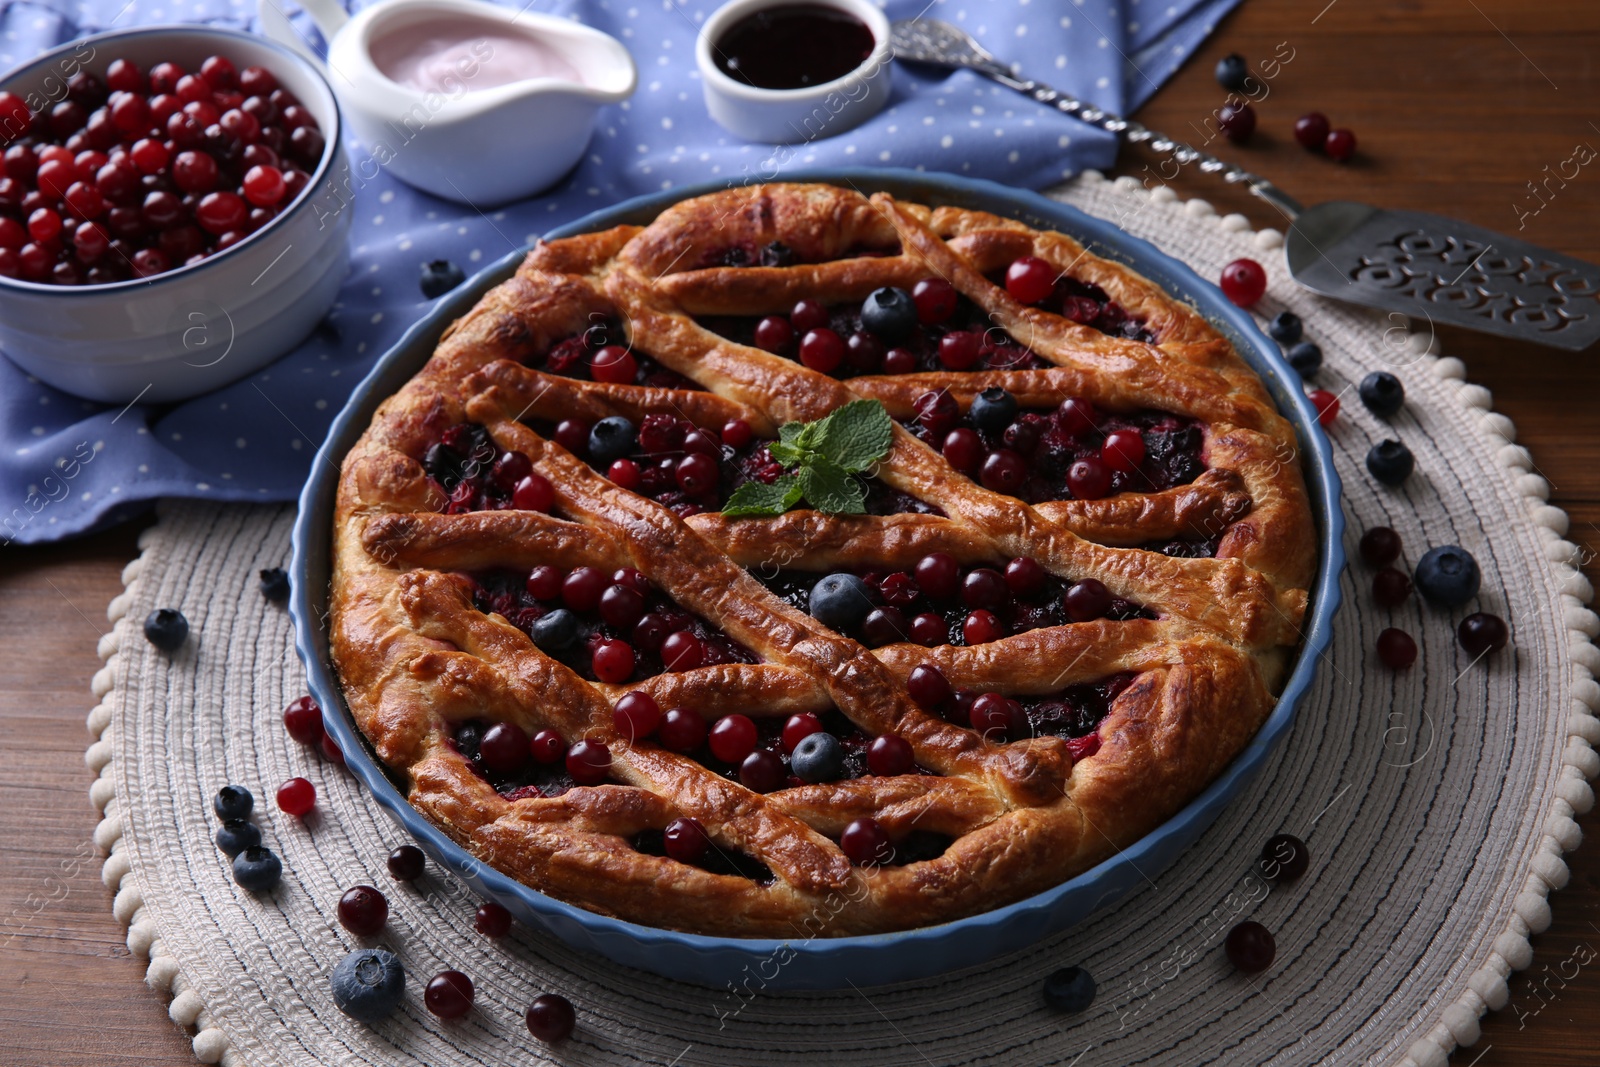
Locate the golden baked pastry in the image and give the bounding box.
[330,182,1314,937]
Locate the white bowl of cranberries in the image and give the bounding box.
[0,25,352,403]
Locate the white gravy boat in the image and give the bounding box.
[260,0,636,205]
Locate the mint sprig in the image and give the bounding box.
[722,400,894,518]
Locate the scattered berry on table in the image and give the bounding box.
[283,694,324,745]
[387,844,426,882]
[214,819,261,858]
[1286,341,1322,378]
[213,784,253,822]
[331,949,405,1025]
[319,733,345,765]
[258,567,289,603]
[419,259,465,299]
[1042,965,1096,1012]
[526,992,577,1043]
[1225,921,1276,972]
[809,573,874,630]
[276,776,316,816]
[1414,545,1480,607]
[1457,612,1509,658]
[841,817,892,866]
[1358,371,1405,417]
[1366,439,1414,485]
[1376,627,1418,669]
[1267,311,1302,345]
[1219,258,1267,308]
[1258,833,1309,883]
[1359,526,1402,567]
[1324,128,1357,162]
[1217,102,1256,143]
[143,608,188,651]
[338,885,389,937]
[424,970,475,1020]
[475,901,513,938]
[790,731,845,783]
[1308,388,1339,426]
[1372,568,1413,608]
[1215,53,1250,92]
[1293,111,1331,150]
[232,845,282,892]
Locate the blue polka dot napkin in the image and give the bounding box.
[0,0,1239,544]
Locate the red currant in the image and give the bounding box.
[1309,388,1339,426]
[1219,258,1267,308]
[591,639,635,683]
[475,901,513,938]
[337,885,388,936]
[708,714,757,763]
[799,327,845,373]
[658,707,708,753]
[1324,128,1356,162]
[424,970,474,1020]
[590,345,636,384]
[612,691,661,740]
[781,713,823,753]
[1293,112,1330,150]
[867,735,914,776]
[566,739,611,784]
[753,315,794,354]
[283,695,323,744]
[1005,255,1057,304]
[663,816,709,863]
[276,776,315,816]
[841,817,892,865]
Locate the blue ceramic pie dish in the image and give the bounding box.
[289,168,1345,991]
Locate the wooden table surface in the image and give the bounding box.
[3,1,1598,1063]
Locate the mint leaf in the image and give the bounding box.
[779,419,815,451]
[767,440,805,467]
[797,456,866,514]
[808,399,894,473]
[722,476,804,517]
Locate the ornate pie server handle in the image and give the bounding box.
[889,18,1305,221]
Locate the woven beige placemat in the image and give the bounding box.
[82,173,1600,1066]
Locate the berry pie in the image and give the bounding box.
[330,183,1315,937]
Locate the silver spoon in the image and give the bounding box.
[892,18,1600,351]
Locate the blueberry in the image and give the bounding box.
[1366,439,1414,485]
[232,846,282,892]
[969,386,1018,435]
[1042,965,1096,1012]
[213,784,254,822]
[1414,545,1481,607]
[215,819,261,858]
[1267,311,1302,345]
[1358,371,1405,418]
[790,732,844,783]
[808,573,874,630]
[143,608,189,651]
[258,567,290,603]
[860,287,918,342]
[419,259,465,299]
[331,948,406,1025]
[588,416,637,466]
[532,608,581,652]
[1285,341,1322,377]
[1215,53,1250,92]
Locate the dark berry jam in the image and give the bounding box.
[1019,673,1137,740]
[698,239,900,270]
[526,320,699,390]
[713,3,876,90]
[451,719,585,797]
[1141,536,1222,559]
[987,269,1155,343]
[631,827,775,882]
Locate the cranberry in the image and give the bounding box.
[1225,921,1275,972]
[566,739,611,784]
[663,816,709,863]
[1004,557,1047,596]
[131,137,170,175]
[781,713,824,753]
[591,639,635,683]
[844,330,884,371]
[963,610,1004,644]
[790,298,829,332]
[1258,833,1310,883]
[861,606,907,646]
[1372,568,1412,608]
[1376,627,1417,669]
[912,276,957,323]
[908,613,946,645]
[867,735,914,776]
[709,714,757,763]
[612,691,661,741]
[970,692,1026,741]
[106,59,143,94]
[841,818,892,865]
[1057,397,1098,436]
[474,900,513,938]
[387,844,426,881]
[95,160,137,201]
[800,327,845,373]
[883,347,918,374]
[590,344,636,384]
[753,315,794,354]
[239,65,278,96]
[283,694,324,744]
[942,428,983,474]
[4,145,38,183]
[241,163,285,207]
[142,191,182,229]
[632,613,673,653]
[63,181,106,221]
[530,729,566,764]
[338,885,389,936]
[27,208,61,244]
[50,100,88,137]
[721,418,753,449]
[914,389,960,437]
[980,449,1026,493]
[0,91,30,138]
[1101,429,1146,473]
[1067,456,1113,500]
[1005,255,1057,304]
[1217,102,1256,142]
[1359,526,1402,567]
[915,552,960,600]
[739,749,785,792]
[276,776,315,816]
[0,217,21,251]
[1219,258,1267,308]
[108,92,150,136]
[659,707,708,753]
[1308,388,1339,426]
[907,663,952,709]
[553,418,590,454]
[599,584,646,630]
[878,572,918,608]
[171,149,218,193]
[1458,612,1508,658]
[1294,111,1330,149]
[961,568,1007,610]
[0,248,17,278]
[512,472,555,511]
[675,452,719,495]
[196,191,246,235]
[938,330,983,370]
[1324,128,1357,162]
[201,55,239,90]
[425,970,475,1020]
[1064,579,1112,622]
[637,414,683,455]
[480,722,530,775]
[525,565,562,600]
[562,566,607,612]
[36,158,79,200]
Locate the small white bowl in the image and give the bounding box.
[696,0,892,145]
[0,26,352,404]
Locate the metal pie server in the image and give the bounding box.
[891,18,1600,350]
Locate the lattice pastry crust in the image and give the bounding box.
[330,183,1314,937]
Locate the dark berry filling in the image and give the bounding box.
[988,265,1155,343]
[698,240,899,270]
[1140,536,1221,559]
[450,719,586,798]
[906,394,1206,504]
[465,566,755,685]
[630,827,775,882]
[917,670,1136,756]
[524,320,699,390]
